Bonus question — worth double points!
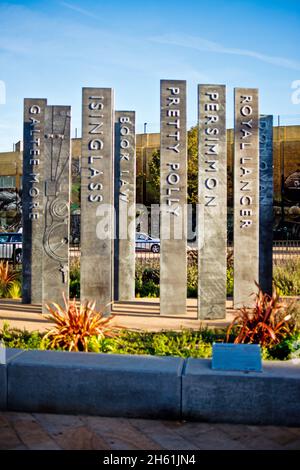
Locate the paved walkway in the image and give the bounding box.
[0,411,300,450]
[0,299,236,332]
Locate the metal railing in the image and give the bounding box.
[2,240,299,268]
[0,242,22,266]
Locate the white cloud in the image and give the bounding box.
[60,1,98,19]
[150,34,300,71]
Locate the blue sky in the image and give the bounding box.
[0,0,300,150]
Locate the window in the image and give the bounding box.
[137,233,148,240]
[0,176,16,189]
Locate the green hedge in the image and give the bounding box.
[1,322,300,361]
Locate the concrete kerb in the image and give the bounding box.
[1,349,300,426]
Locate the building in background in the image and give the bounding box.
[0,126,299,236]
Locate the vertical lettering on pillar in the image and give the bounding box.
[198,85,227,319]
[160,80,187,316]
[81,88,114,313]
[22,98,47,304]
[114,111,136,301]
[259,115,273,295]
[234,88,259,307]
[42,105,71,313]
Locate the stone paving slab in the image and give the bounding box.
[0,412,300,450]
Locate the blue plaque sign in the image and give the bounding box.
[212,343,262,372]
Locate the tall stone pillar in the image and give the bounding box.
[42,105,71,311]
[233,88,259,308]
[114,111,136,301]
[81,88,114,313]
[160,80,187,316]
[259,115,273,295]
[198,85,227,319]
[22,98,47,304]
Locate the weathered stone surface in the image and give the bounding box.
[0,364,6,410]
[259,115,273,295]
[0,349,25,410]
[233,88,259,308]
[0,413,26,450]
[5,412,60,450]
[81,88,114,313]
[182,358,300,426]
[42,106,71,312]
[22,99,47,304]
[1,410,300,450]
[131,419,199,450]
[84,416,162,450]
[198,84,227,319]
[160,80,187,316]
[114,111,136,301]
[8,350,183,418]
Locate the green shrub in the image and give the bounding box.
[187,265,197,298]
[7,280,21,299]
[290,333,300,359]
[135,264,160,298]
[69,259,80,298]
[151,331,212,358]
[70,278,80,299]
[0,322,45,350]
[69,260,235,299]
[227,266,234,297]
[93,329,216,358]
[135,279,159,298]
[142,267,159,284]
[1,322,299,361]
[263,332,300,360]
[273,259,300,296]
[287,300,300,330]
[187,286,197,298]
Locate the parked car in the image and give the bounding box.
[0,232,22,263]
[135,233,160,253]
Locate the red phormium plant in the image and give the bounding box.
[226,283,293,348]
[0,261,18,296]
[44,294,118,352]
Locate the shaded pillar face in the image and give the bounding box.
[81,88,114,313]
[160,80,187,316]
[114,111,136,301]
[198,85,227,319]
[42,106,71,312]
[259,115,273,296]
[234,88,259,308]
[22,98,47,304]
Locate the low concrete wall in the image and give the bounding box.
[0,349,23,409]
[0,363,5,410]
[7,350,184,419]
[182,358,300,426]
[0,349,299,425]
